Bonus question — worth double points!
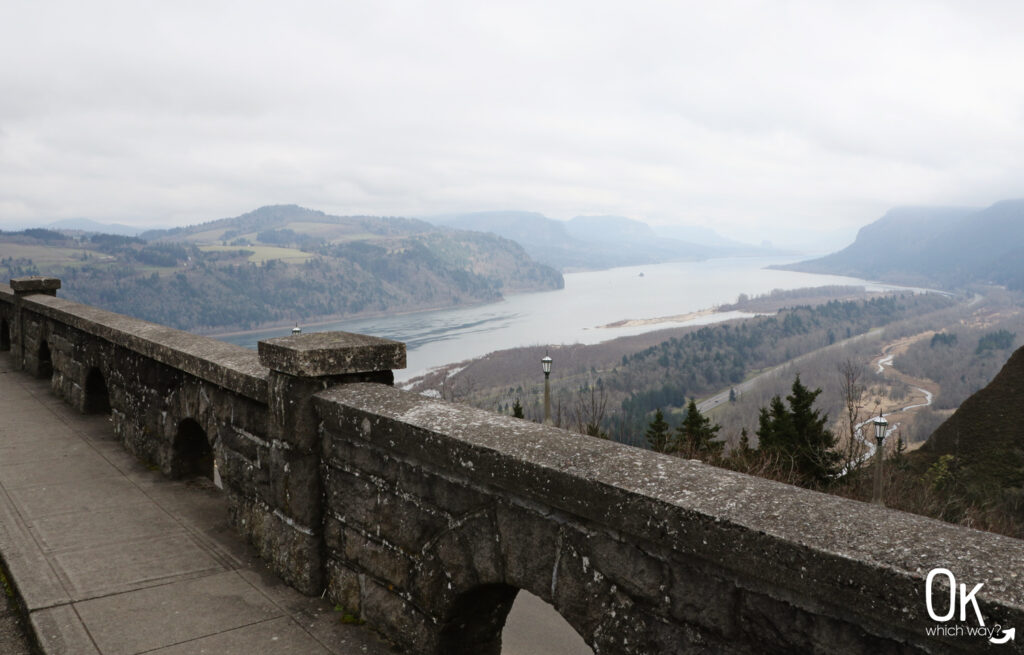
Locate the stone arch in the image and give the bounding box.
[417,511,597,655]
[438,583,519,655]
[0,317,9,351]
[437,585,593,655]
[83,367,111,414]
[502,591,593,655]
[37,339,53,378]
[172,418,214,481]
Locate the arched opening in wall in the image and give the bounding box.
[439,586,592,655]
[172,419,215,483]
[83,367,111,414]
[0,318,10,351]
[501,591,592,655]
[37,340,52,378]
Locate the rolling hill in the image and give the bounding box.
[0,205,563,332]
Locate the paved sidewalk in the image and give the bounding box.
[0,354,396,655]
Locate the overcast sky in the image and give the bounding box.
[2,1,1023,248]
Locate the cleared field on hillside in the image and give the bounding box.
[199,245,314,263]
[0,242,109,266]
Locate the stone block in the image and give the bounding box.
[265,448,321,527]
[581,530,667,605]
[258,331,405,377]
[227,494,322,595]
[10,276,61,295]
[323,513,346,553]
[360,577,437,653]
[324,467,381,533]
[372,486,451,554]
[342,527,414,590]
[667,558,740,637]
[412,512,503,612]
[494,503,559,596]
[325,559,362,615]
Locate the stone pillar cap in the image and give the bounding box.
[258,331,406,377]
[10,276,61,294]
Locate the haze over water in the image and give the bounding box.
[220,256,914,381]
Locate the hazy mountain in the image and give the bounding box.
[776,200,1024,289]
[0,218,153,236]
[434,210,766,271]
[651,224,754,250]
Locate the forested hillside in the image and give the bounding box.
[411,291,956,439]
[0,205,563,331]
[910,343,1024,530]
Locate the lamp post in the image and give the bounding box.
[542,354,553,425]
[871,415,889,505]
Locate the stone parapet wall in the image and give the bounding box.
[315,383,1024,654]
[19,293,269,401]
[0,278,403,594]
[4,277,1024,653]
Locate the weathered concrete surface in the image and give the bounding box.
[9,276,60,296]
[259,331,406,376]
[316,383,1024,654]
[21,293,268,402]
[0,355,395,655]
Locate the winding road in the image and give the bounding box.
[843,335,939,473]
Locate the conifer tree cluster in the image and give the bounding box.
[642,376,838,490]
[643,400,722,458]
[756,376,840,486]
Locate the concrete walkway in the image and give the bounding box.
[0,354,395,655]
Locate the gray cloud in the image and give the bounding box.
[2,0,1023,248]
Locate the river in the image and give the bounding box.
[216,256,913,381]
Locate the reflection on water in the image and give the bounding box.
[216,257,911,381]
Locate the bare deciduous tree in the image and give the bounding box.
[573,386,609,438]
[838,358,869,474]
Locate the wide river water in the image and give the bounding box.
[217,256,911,381]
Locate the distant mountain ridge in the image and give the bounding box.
[777,200,1024,290]
[431,210,772,271]
[0,218,153,236]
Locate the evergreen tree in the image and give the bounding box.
[644,408,672,453]
[512,398,524,419]
[737,427,751,454]
[675,398,722,459]
[729,387,737,403]
[756,376,840,487]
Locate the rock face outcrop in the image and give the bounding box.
[3,276,1024,654]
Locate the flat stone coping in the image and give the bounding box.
[317,383,1024,621]
[0,283,14,301]
[259,331,406,376]
[18,293,269,402]
[9,277,61,294]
